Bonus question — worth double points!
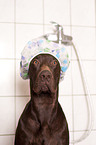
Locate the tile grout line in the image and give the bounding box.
[0,94,96,98]
[14,0,16,133]
[95,0,96,58]
[43,0,45,34]
[69,0,74,144]
[95,0,96,27]
[0,21,96,28]
[1,129,96,137]
[1,93,96,98]
[0,134,15,137]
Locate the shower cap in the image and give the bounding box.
[20,37,70,81]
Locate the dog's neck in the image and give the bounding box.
[31,91,58,104]
[29,78,59,124]
[30,88,59,125]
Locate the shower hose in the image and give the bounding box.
[70,42,94,144]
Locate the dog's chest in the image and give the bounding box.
[37,103,53,124]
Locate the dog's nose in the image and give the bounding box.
[40,70,52,82]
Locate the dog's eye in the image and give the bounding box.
[33,59,39,65]
[51,60,57,66]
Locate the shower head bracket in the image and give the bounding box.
[44,21,73,46]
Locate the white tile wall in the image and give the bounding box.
[83,61,96,95]
[72,60,96,95]
[0,136,15,145]
[72,27,96,60]
[91,96,96,129]
[74,131,96,145]
[0,0,14,22]
[0,60,15,96]
[0,97,15,134]
[69,132,74,145]
[72,61,85,95]
[44,0,70,25]
[59,62,72,96]
[73,96,88,131]
[71,0,95,26]
[0,23,14,59]
[0,0,96,144]
[16,0,43,23]
[16,24,43,59]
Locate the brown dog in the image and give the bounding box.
[15,54,69,145]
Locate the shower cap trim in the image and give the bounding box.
[20,37,70,81]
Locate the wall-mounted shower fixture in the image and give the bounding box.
[44,21,72,45]
[44,22,94,144]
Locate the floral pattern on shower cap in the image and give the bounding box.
[20,37,70,81]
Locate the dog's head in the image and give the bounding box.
[28,54,60,95]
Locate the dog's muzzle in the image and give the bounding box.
[33,66,56,94]
[38,69,53,92]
